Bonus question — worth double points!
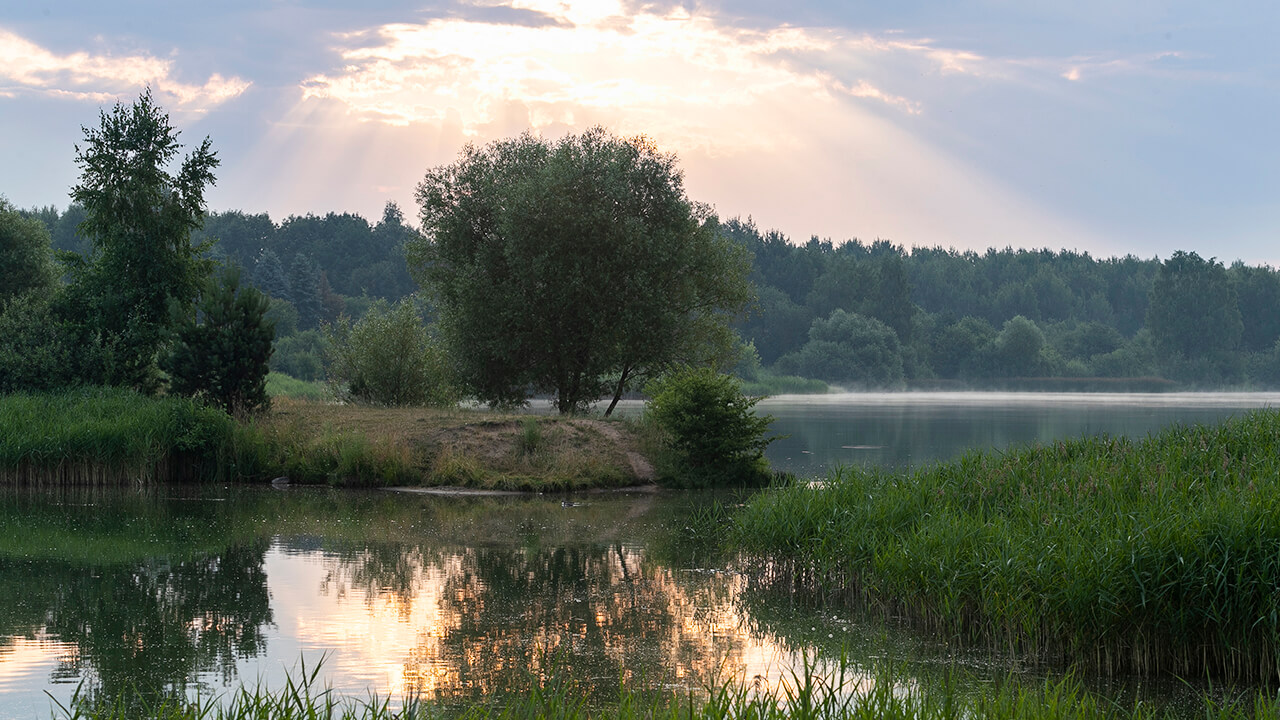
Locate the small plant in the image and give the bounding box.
[644,366,776,488]
[517,416,542,458]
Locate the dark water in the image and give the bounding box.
[761,391,1280,476]
[3,394,1278,717]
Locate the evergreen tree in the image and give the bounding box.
[253,248,291,301]
[162,266,274,415]
[288,253,324,330]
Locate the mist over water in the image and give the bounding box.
[759,392,1280,476]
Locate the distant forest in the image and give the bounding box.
[21,204,1280,390]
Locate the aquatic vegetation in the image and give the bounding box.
[47,657,1280,719]
[732,410,1280,681]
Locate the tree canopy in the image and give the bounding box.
[61,89,219,391]
[410,127,751,414]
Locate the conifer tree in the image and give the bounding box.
[163,266,274,415]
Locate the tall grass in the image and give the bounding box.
[48,657,1279,720]
[0,387,233,486]
[731,410,1280,681]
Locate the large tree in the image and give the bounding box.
[61,89,219,391]
[410,127,751,414]
[1146,251,1242,360]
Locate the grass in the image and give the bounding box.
[265,371,328,401]
[731,409,1280,682]
[740,371,829,396]
[48,656,1280,720]
[0,390,649,490]
[0,387,233,486]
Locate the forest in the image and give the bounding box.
[17,203,1278,391]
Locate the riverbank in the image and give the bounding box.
[731,408,1280,682]
[0,388,654,490]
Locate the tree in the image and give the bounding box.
[324,298,458,407]
[162,266,274,416]
[410,127,752,414]
[993,315,1047,377]
[0,197,57,303]
[61,89,218,391]
[775,309,903,386]
[288,253,324,330]
[252,248,291,301]
[1147,251,1242,361]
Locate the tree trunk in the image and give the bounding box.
[604,366,631,417]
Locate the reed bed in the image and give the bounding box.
[49,657,1279,720]
[0,387,232,486]
[731,410,1280,682]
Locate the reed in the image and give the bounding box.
[731,410,1280,681]
[48,656,1279,720]
[0,387,233,486]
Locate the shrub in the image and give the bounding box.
[324,297,458,407]
[162,266,275,416]
[644,367,775,488]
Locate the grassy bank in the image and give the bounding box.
[731,410,1280,681]
[0,387,233,486]
[51,659,1279,720]
[0,390,649,490]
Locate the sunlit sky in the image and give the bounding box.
[2,1,1278,262]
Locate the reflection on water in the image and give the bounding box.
[0,488,830,718]
[3,395,1277,717]
[761,392,1280,475]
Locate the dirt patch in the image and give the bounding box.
[266,399,655,490]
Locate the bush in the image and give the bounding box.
[162,266,275,416]
[324,297,458,407]
[644,367,775,488]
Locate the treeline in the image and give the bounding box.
[21,202,421,383]
[18,203,1280,392]
[726,218,1280,388]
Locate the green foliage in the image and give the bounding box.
[644,367,774,488]
[252,248,291,301]
[776,310,904,386]
[993,314,1048,377]
[264,371,327,400]
[1146,251,1243,380]
[0,294,79,393]
[60,90,219,392]
[288,253,324,330]
[0,197,57,302]
[270,329,327,381]
[733,410,1280,681]
[1230,262,1280,353]
[162,266,275,416]
[411,127,752,414]
[324,297,458,407]
[0,387,233,483]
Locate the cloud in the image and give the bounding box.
[299,0,923,153]
[0,27,250,111]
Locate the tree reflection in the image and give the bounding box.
[311,495,769,705]
[0,489,274,708]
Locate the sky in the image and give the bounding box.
[1,1,1278,263]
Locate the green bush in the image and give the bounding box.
[162,266,275,416]
[644,367,775,488]
[324,297,459,407]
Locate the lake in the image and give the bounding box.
[2,392,1278,718]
